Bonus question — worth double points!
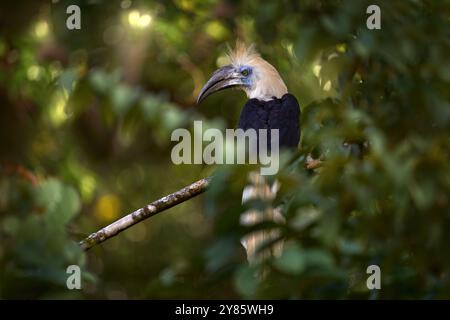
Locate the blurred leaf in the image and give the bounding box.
[274,243,305,275]
[234,264,259,298]
[111,84,139,116]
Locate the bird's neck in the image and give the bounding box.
[246,88,287,101]
[245,72,288,101]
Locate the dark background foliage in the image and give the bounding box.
[0,0,449,299]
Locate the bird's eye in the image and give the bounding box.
[241,69,249,76]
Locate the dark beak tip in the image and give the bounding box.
[196,94,204,105]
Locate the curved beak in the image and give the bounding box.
[197,65,244,104]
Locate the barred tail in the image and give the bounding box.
[240,172,284,264]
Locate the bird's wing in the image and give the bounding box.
[237,98,268,131]
[267,93,301,149]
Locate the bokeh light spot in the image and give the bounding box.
[27,65,42,81]
[94,194,122,223]
[49,91,70,126]
[323,80,332,91]
[313,64,322,77]
[121,0,132,9]
[34,21,49,39]
[128,10,153,29]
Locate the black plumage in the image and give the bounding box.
[238,93,301,150]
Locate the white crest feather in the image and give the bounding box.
[226,42,288,101]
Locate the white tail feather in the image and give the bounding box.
[240,171,284,264]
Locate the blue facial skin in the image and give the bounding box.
[239,66,253,87]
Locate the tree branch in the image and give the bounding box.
[79,177,211,251]
[79,156,321,251]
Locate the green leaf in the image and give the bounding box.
[234,265,259,298]
[302,249,334,270]
[111,84,139,116]
[273,243,305,275]
[59,69,77,93]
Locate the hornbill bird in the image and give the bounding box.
[197,43,301,263]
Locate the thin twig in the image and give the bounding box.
[79,177,212,251]
[304,155,323,170]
